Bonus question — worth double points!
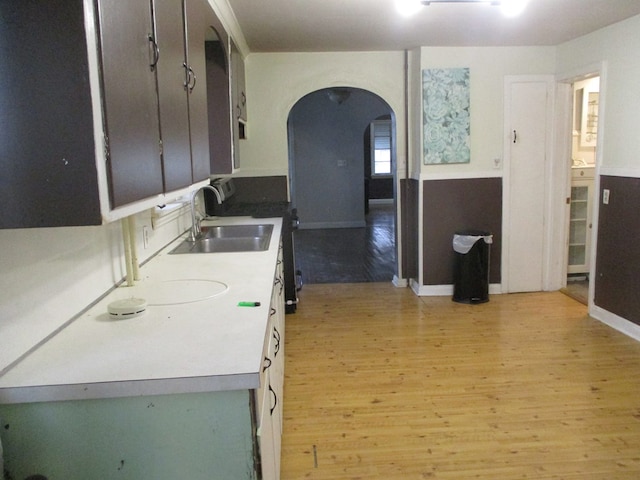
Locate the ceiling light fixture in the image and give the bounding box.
[421,0,501,5]
[397,0,528,17]
[327,88,351,105]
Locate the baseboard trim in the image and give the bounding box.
[392,275,408,288]
[591,305,640,342]
[299,220,366,229]
[410,283,503,297]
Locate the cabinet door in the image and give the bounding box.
[153,0,193,192]
[184,0,214,182]
[231,40,246,170]
[204,15,233,175]
[231,40,247,122]
[0,0,101,228]
[258,370,278,480]
[568,182,593,274]
[96,0,163,207]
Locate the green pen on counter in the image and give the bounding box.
[238,301,261,307]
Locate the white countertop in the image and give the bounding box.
[0,217,282,404]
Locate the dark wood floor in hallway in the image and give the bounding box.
[281,283,640,479]
[293,203,395,284]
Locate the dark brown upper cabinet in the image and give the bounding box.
[231,40,247,170]
[0,0,101,228]
[0,0,230,228]
[153,0,223,191]
[206,27,233,175]
[96,0,165,208]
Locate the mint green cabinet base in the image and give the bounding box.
[0,390,257,480]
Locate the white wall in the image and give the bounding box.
[239,48,556,180]
[239,51,407,178]
[0,206,192,373]
[556,14,640,175]
[419,46,556,176]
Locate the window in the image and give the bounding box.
[371,119,392,176]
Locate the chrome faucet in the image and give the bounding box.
[190,185,222,241]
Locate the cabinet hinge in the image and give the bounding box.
[159,139,163,157]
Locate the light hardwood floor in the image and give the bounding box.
[281,283,640,479]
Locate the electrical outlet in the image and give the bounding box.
[602,189,610,205]
[142,225,149,249]
[493,157,501,169]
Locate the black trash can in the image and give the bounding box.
[452,230,492,304]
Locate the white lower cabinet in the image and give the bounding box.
[0,260,286,480]
[257,246,285,479]
[568,168,594,275]
[0,391,258,479]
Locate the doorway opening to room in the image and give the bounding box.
[287,87,397,284]
[561,75,600,306]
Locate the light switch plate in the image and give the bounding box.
[603,189,610,205]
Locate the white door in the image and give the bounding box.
[504,77,552,293]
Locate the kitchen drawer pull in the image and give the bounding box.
[188,66,197,92]
[269,384,277,415]
[274,277,283,295]
[270,307,277,317]
[273,327,281,356]
[183,62,190,90]
[262,356,272,372]
[148,35,159,70]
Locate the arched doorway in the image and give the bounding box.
[287,87,397,283]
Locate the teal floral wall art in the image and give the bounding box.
[423,68,470,164]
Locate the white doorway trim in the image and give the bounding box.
[551,62,607,310]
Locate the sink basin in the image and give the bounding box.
[170,224,274,254]
[201,224,273,239]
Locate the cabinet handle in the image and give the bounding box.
[269,384,277,416]
[262,356,272,372]
[182,63,196,92]
[148,35,159,71]
[183,62,190,90]
[273,326,281,357]
[188,66,197,92]
[513,129,517,144]
[274,277,283,295]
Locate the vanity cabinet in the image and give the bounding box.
[0,0,230,229]
[568,167,594,274]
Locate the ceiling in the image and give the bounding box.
[228,0,640,52]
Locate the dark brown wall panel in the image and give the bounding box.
[423,178,502,285]
[400,178,419,280]
[595,176,640,325]
[230,176,289,203]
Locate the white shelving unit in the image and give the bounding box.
[568,167,595,274]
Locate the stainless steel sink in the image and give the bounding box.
[201,224,273,239]
[170,224,274,254]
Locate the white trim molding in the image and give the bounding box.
[411,283,502,297]
[591,305,640,342]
